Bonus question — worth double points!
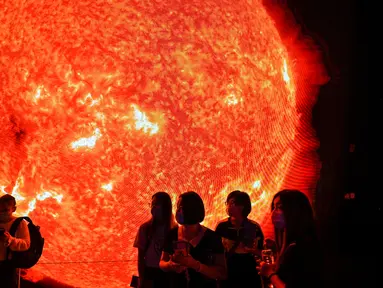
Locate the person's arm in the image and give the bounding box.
[159,251,186,273]
[137,248,146,280]
[159,251,171,270]
[214,222,222,235]
[172,232,227,280]
[7,220,30,251]
[195,253,227,280]
[257,262,286,288]
[133,224,148,281]
[159,228,185,273]
[268,273,286,288]
[171,251,227,280]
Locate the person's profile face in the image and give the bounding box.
[176,198,183,214]
[0,203,14,215]
[226,197,243,218]
[272,196,282,212]
[151,197,159,208]
[150,196,163,220]
[271,196,284,223]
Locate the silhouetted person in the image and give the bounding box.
[160,191,227,287]
[215,190,264,288]
[134,192,176,288]
[257,190,324,288]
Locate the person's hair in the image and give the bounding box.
[178,191,205,225]
[227,190,252,217]
[0,194,16,207]
[271,190,316,244]
[152,191,173,228]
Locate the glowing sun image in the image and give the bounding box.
[0,0,327,287]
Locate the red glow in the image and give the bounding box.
[0,0,327,287]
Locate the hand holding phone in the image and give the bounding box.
[173,240,189,256]
[261,249,275,264]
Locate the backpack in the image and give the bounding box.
[7,217,44,268]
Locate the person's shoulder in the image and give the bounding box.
[246,219,263,231]
[137,220,153,233]
[215,218,229,230]
[202,227,224,252]
[204,227,222,241]
[140,220,152,228]
[246,218,261,227]
[11,216,26,226]
[167,226,179,237]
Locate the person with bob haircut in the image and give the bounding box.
[160,191,227,288]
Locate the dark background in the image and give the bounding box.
[285,0,369,287]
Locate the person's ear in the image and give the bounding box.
[12,206,16,213]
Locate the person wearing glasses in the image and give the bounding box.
[215,190,264,288]
[0,194,30,288]
[133,192,176,288]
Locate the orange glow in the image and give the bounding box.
[0,0,327,287]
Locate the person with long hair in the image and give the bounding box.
[160,191,227,287]
[257,190,324,288]
[133,192,176,288]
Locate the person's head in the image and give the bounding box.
[175,191,205,225]
[271,190,316,243]
[0,194,16,222]
[150,192,172,225]
[226,190,252,219]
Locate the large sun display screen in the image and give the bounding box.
[0,0,327,287]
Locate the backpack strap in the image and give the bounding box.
[9,217,26,237]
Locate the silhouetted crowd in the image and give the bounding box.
[133,189,324,288]
[0,189,323,288]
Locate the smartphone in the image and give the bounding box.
[173,240,190,256]
[0,228,5,236]
[261,249,274,264]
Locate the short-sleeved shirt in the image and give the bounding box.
[163,226,224,288]
[215,218,264,288]
[277,240,324,288]
[133,220,167,268]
